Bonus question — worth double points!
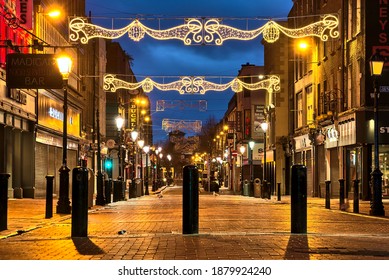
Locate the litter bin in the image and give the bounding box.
[113,180,124,202]
[243,179,249,196]
[128,179,137,199]
[135,178,142,197]
[254,178,261,198]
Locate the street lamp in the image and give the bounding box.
[115,114,124,182]
[239,145,246,194]
[260,121,269,196]
[137,139,145,195]
[248,140,255,196]
[130,130,138,198]
[167,154,172,186]
[56,53,72,214]
[143,145,150,195]
[369,49,385,216]
[159,153,164,187]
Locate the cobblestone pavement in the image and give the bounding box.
[1,185,389,260]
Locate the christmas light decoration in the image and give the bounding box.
[69,15,339,45]
[103,74,280,94]
[162,119,202,133]
[156,100,207,111]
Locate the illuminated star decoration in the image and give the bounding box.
[69,15,339,45]
[103,75,280,95]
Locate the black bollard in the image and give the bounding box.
[277,182,281,201]
[0,173,10,231]
[267,181,271,199]
[112,180,120,202]
[325,180,331,209]
[45,175,55,219]
[291,165,307,234]
[353,179,359,213]
[182,165,199,235]
[71,167,88,238]
[104,179,112,204]
[261,180,267,198]
[339,178,345,210]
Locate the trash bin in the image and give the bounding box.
[254,178,261,198]
[128,179,137,199]
[113,180,124,202]
[243,179,249,196]
[135,178,142,197]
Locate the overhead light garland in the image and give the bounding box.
[103,74,280,94]
[69,15,339,45]
[156,100,207,111]
[162,119,202,133]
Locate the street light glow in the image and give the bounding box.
[56,54,72,80]
[115,115,124,131]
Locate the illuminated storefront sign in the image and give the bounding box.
[38,94,80,138]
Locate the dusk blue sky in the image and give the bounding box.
[85,0,293,143]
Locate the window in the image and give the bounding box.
[306,85,314,124]
[297,91,303,128]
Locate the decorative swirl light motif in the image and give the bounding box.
[103,74,280,94]
[156,100,207,111]
[69,15,339,45]
[162,119,202,133]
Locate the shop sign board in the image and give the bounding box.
[6,54,63,89]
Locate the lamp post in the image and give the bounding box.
[95,107,105,205]
[159,153,163,187]
[56,54,72,214]
[154,147,162,191]
[115,115,124,182]
[248,140,255,196]
[130,130,138,198]
[260,121,269,196]
[239,145,246,194]
[369,49,385,216]
[138,139,145,195]
[167,154,172,186]
[143,145,150,195]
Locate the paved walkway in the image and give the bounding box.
[1,186,389,260]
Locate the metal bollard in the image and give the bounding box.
[112,180,121,202]
[182,165,199,235]
[277,182,281,201]
[0,173,10,231]
[291,165,307,234]
[104,179,112,204]
[266,181,271,199]
[339,178,345,210]
[353,179,359,213]
[45,175,54,219]
[325,180,331,209]
[71,167,88,238]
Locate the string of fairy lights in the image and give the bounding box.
[68,14,339,132]
[69,15,339,45]
[103,74,280,95]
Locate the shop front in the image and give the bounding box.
[293,134,314,196]
[338,110,389,201]
[35,91,81,198]
[0,77,36,198]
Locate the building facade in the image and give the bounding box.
[289,0,389,200]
